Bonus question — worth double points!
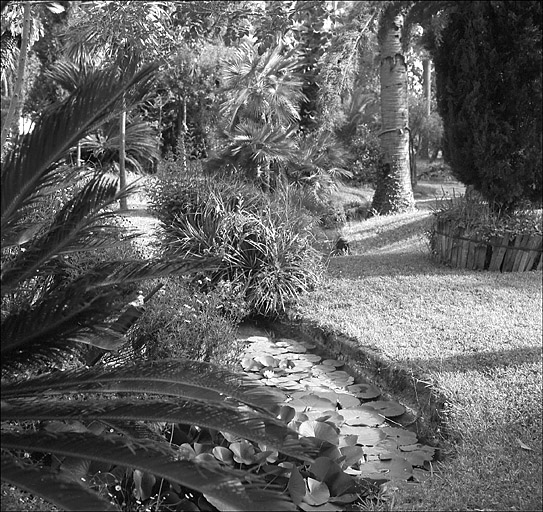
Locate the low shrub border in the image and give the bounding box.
[431,218,542,272]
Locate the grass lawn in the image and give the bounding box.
[294,180,543,511]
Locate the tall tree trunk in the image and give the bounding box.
[119,104,128,210]
[155,94,162,172]
[371,11,415,214]
[0,1,31,157]
[419,58,432,160]
[177,95,188,173]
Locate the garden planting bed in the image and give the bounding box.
[432,219,542,272]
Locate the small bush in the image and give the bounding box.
[149,174,323,318]
[346,125,381,186]
[128,277,246,368]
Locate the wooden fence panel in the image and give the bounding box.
[432,222,541,272]
[488,234,510,271]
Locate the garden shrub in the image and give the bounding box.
[430,192,542,247]
[128,277,246,368]
[346,125,381,186]
[432,0,542,212]
[148,172,323,318]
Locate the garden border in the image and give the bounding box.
[432,219,542,272]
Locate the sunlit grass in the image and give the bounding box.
[296,182,542,511]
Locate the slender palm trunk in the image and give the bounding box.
[371,12,415,214]
[1,1,31,157]
[419,58,432,160]
[119,104,128,210]
[177,95,188,173]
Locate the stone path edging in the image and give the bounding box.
[265,319,448,448]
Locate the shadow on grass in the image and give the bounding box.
[406,346,543,374]
[344,216,432,253]
[327,251,441,277]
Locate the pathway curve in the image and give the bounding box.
[237,324,436,498]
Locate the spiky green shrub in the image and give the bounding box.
[149,176,323,318]
[1,61,316,512]
[432,0,542,212]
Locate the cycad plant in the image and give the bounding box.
[1,62,317,511]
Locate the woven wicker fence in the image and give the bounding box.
[432,220,542,272]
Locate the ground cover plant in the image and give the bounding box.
[292,181,543,511]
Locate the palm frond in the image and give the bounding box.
[2,360,286,414]
[4,398,317,460]
[43,57,93,93]
[1,454,118,512]
[2,432,297,512]
[1,285,123,375]
[80,255,222,290]
[1,62,157,236]
[1,174,138,293]
[80,117,160,173]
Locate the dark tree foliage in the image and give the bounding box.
[432,0,542,211]
[291,1,331,134]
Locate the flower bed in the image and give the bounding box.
[432,218,542,272]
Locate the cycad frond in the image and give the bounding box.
[1,174,138,293]
[2,432,297,512]
[1,253,221,375]
[4,398,317,460]
[2,360,286,414]
[1,454,117,512]
[80,255,222,290]
[1,62,157,236]
[1,285,123,375]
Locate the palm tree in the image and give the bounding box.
[370,3,415,214]
[217,35,306,191]
[1,62,316,511]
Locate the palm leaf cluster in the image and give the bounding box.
[1,63,317,511]
[44,57,160,173]
[213,35,352,197]
[211,35,306,189]
[219,35,305,131]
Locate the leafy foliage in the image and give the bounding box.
[430,191,543,244]
[149,174,323,318]
[127,276,247,367]
[432,0,542,212]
